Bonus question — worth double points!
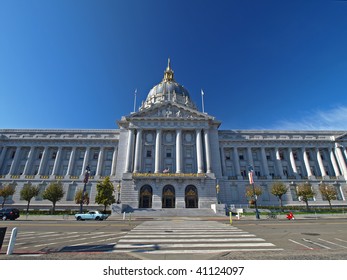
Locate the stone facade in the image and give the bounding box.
[1,61,346,211]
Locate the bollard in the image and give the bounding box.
[6,227,18,255]
[123,212,125,220]
[0,227,7,252]
[229,211,233,225]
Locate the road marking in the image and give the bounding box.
[302,238,331,249]
[114,248,284,254]
[335,238,347,244]
[118,237,265,243]
[288,239,313,250]
[318,238,347,249]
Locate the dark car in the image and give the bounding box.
[0,208,20,220]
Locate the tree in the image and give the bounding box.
[245,185,262,205]
[296,182,315,211]
[42,181,65,214]
[74,189,90,207]
[270,181,288,210]
[0,184,16,208]
[20,183,40,214]
[319,183,337,210]
[95,176,115,212]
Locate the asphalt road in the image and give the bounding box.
[1,216,347,260]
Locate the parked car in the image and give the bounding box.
[74,211,109,221]
[0,208,20,220]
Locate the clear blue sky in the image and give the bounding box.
[1,0,347,130]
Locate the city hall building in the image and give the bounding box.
[1,61,347,212]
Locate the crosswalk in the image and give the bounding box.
[113,220,283,254]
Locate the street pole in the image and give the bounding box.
[248,166,260,219]
[79,165,90,214]
[116,181,121,204]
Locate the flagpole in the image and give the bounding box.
[133,89,137,113]
[248,165,260,219]
[201,89,205,113]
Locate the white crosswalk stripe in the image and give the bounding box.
[113,220,282,254]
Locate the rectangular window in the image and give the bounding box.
[52,152,57,159]
[239,154,244,160]
[146,150,152,157]
[293,151,298,160]
[185,148,192,158]
[166,149,172,158]
[106,151,113,161]
[93,152,99,160]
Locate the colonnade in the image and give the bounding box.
[220,144,347,179]
[125,128,212,174]
[0,145,118,177]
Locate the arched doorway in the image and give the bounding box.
[185,185,198,208]
[162,185,175,208]
[139,185,153,208]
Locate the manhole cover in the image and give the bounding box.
[301,232,320,236]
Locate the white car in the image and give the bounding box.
[75,211,109,221]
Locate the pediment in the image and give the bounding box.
[128,102,214,121]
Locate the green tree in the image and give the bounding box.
[270,181,288,210]
[42,181,65,214]
[20,183,40,214]
[0,184,16,208]
[74,189,90,207]
[245,185,262,205]
[95,176,115,212]
[297,182,315,211]
[319,183,337,210]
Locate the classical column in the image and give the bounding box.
[316,148,327,177]
[0,146,8,171]
[23,146,35,175]
[302,148,312,177]
[329,147,341,177]
[96,147,104,176]
[110,146,118,176]
[9,146,21,175]
[204,129,212,173]
[38,147,49,175]
[134,130,143,173]
[275,147,284,178]
[81,147,90,176]
[260,147,270,177]
[246,147,254,169]
[232,147,241,177]
[52,147,62,175]
[335,144,347,176]
[66,147,76,176]
[196,129,204,173]
[125,130,135,173]
[288,148,298,175]
[154,129,162,173]
[220,146,227,176]
[176,129,182,173]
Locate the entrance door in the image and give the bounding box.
[162,185,175,208]
[139,185,152,208]
[185,185,198,208]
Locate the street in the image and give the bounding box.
[1,216,347,260]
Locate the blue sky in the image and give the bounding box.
[1,0,347,130]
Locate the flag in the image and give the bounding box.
[248,170,254,184]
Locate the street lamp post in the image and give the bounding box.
[248,165,260,219]
[79,165,90,214]
[216,180,220,204]
[116,181,121,204]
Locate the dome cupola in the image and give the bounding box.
[140,59,196,110]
